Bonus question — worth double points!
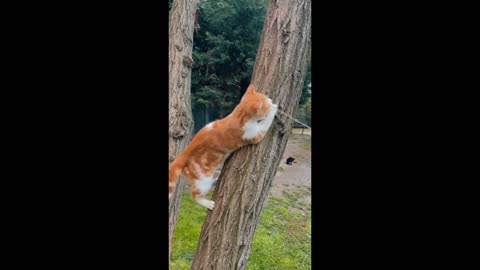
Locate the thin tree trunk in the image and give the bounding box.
[190,0,311,269]
[169,0,199,257]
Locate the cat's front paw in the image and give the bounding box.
[206,200,215,210]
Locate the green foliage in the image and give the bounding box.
[172,0,310,126]
[299,61,312,106]
[294,53,311,127]
[191,0,268,118]
[295,97,311,127]
[170,189,311,270]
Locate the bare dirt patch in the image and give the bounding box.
[270,130,311,208]
[211,129,312,211]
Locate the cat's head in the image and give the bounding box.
[240,84,273,118]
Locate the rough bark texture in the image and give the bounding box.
[190,0,311,269]
[169,0,198,257]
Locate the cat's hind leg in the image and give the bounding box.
[191,175,216,210]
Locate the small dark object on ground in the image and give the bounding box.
[286,157,298,165]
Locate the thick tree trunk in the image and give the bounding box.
[169,0,198,257]
[190,0,311,269]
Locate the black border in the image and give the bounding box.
[314,2,474,268]
[4,0,475,268]
[6,2,169,268]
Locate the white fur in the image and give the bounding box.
[242,120,263,140]
[195,175,215,195]
[242,103,278,140]
[195,197,215,210]
[205,122,214,129]
[191,162,214,194]
[193,175,215,210]
[191,161,216,210]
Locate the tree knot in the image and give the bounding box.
[183,56,194,68]
[274,115,289,135]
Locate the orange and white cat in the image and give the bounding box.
[169,84,277,210]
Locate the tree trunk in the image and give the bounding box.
[169,0,199,257]
[190,0,311,269]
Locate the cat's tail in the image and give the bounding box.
[169,159,185,199]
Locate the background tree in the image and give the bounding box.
[169,0,199,256]
[190,0,268,131]
[299,59,311,105]
[177,0,311,133]
[295,59,312,127]
[190,0,311,269]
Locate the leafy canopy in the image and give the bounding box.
[191,0,268,117]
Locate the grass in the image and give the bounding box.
[170,189,311,270]
[169,192,209,269]
[291,128,311,135]
[302,141,311,151]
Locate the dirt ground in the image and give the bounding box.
[211,129,311,209]
[270,129,311,206]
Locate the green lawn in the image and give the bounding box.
[170,190,311,270]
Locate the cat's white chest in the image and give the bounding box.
[241,104,277,140]
[242,119,262,140]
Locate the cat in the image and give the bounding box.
[169,84,278,210]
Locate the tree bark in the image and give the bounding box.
[169,0,199,257]
[190,0,311,269]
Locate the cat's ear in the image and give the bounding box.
[245,84,256,95]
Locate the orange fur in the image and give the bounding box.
[169,84,278,209]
